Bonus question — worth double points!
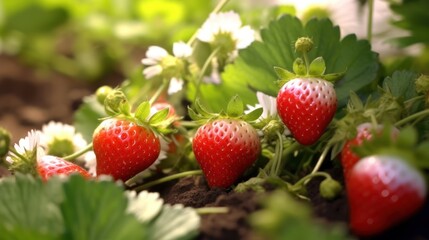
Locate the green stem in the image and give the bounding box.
[302,52,310,75]
[149,79,170,105]
[132,170,203,192]
[63,143,93,161]
[196,207,229,215]
[273,131,284,176]
[290,171,331,191]
[194,48,220,102]
[186,0,231,46]
[310,145,330,174]
[367,0,374,42]
[395,108,429,127]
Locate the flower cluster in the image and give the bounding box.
[141,11,255,89]
[142,42,193,95]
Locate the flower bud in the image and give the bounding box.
[319,177,342,200]
[0,127,11,158]
[95,86,113,105]
[295,37,314,53]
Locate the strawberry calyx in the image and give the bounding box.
[188,95,263,126]
[274,37,345,87]
[7,146,39,176]
[100,88,178,136]
[353,125,429,170]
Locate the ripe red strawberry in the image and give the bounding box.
[93,118,161,182]
[37,155,92,181]
[192,119,261,188]
[341,123,399,179]
[276,77,337,145]
[347,155,427,236]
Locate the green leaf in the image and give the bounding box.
[382,70,419,101]
[226,95,244,117]
[60,176,146,240]
[147,204,200,240]
[0,174,63,239]
[134,101,151,123]
[149,108,169,125]
[243,108,263,122]
[308,57,326,76]
[4,5,69,35]
[293,57,307,75]
[274,66,296,82]
[196,15,378,111]
[74,95,107,143]
[250,190,351,240]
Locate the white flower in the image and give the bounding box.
[141,42,192,94]
[142,46,168,79]
[173,41,193,58]
[82,151,97,177]
[168,77,184,95]
[6,130,45,165]
[197,11,255,57]
[126,190,164,223]
[245,92,278,120]
[39,121,87,157]
[245,92,291,136]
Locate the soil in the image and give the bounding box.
[1,54,429,240]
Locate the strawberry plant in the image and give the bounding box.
[2,0,429,239]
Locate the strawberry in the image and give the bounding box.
[93,118,161,182]
[37,155,92,181]
[276,77,337,145]
[341,123,399,179]
[347,155,427,236]
[192,119,261,188]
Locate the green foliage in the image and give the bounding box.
[250,190,352,240]
[0,174,201,240]
[391,0,429,46]
[74,95,106,143]
[60,177,145,240]
[382,70,419,101]
[196,15,378,111]
[0,174,64,240]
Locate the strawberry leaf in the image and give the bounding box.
[193,15,378,111]
[226,95,244,117]
[0,174,63,239]
[308,57,326,76]
[382,70,419,101]
[60,176,146,240]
